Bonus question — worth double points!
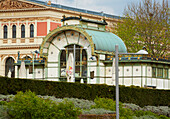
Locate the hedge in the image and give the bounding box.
[0,77,169,107]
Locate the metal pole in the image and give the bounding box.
[33,52,35,79]
[73,44,76,82]
[115,45,119,119]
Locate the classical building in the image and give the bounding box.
[0,0,169,90]
[0,0,121,78]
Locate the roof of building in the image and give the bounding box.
[26,0,122,19]
[137,50,148,54]
[85,29,127,53]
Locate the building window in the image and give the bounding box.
[12,25,16,38]
[5,57,15,77]
[60,45,87,79]
[164,69,168,78]
[157,68,163,78]
[4,25,8,39]
[21,24,25,38]
[152,67,156,78]
[30,24,34,37]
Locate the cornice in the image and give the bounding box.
[0,45,40,50]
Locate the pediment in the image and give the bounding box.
[0,0,44,10]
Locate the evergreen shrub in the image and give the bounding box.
[0,77,169,107]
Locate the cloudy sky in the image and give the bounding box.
[42,0,168,16]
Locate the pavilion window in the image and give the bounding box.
[12,25,16,38]
[60,44,87,79]
[4,25,8,39]
[30,24,34,38]
[163,69,168,79]
[152,67,156,78]
[157,68,163,78]
[21,24,25,38]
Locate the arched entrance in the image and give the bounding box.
[60,44,87,82]
[5,57,15,77]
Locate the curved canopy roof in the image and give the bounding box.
[86,30,127,53]
[40,25,127,57]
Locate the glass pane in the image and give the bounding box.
[21,25,25,38]
[30,24,34,37]
[152,67,156,77]
[157,68,163,78]
[12,25,16,38]
[164,69,168,78]
[4,25,7,39]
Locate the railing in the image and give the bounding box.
[106,54,170,62]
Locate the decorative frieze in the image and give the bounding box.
[0,0,42,10]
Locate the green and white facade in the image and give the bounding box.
[16,17,170,90]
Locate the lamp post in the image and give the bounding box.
[115,45,119,119]
[112,45,119,119]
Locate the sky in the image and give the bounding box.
[42,0,169,17]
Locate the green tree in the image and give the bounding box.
[114,0,170,57]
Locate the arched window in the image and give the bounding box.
[4,25,8,39]
[21,24,25,38]
[5,57,15,78]
[12,25,16,38]
[60,44,87,81]
[30,24,34,37]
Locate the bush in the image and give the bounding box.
[7,91,81,119]
[0,77,169,107]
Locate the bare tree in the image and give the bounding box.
[114,0,170,57]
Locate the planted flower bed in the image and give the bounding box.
[0,91,169,119]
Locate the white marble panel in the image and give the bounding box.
[53,33,67,48]
[99,78,105,84]
[146,78,152,86]
[48,68,58,77]
[133,78,141,87]
[124,78,132,86]
[47,63,58,67]
[157,79,164,89]
[78,34,90,48]
[106,67,112,77]
[133,66,141,76]
[119,78,123,85]
[164,80,169,89]
[147,66,152,77]
[99,67,105,76]
[35,67,44,79]
[65,31,78,44]
[124,66,132,76]
[48,45,59,62]
[152,78,157,86]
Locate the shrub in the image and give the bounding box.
[0,77,170,107]
[7,91,81,119]
[64,98,95,110]
[92,97,116,111]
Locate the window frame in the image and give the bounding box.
[21,24,25,38]
[30,24,34,38]
[4,25,8,39]
[12,25,16,38]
